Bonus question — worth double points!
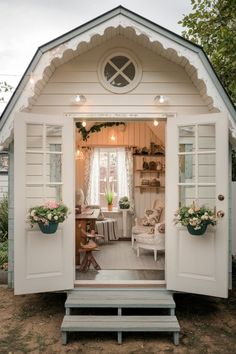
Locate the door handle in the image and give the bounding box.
[217,210,224,218]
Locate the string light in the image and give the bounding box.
[110,134,116,141]
[76,147,84,160]
[153,120,159,126]
[29,73,35,84]
[82,121,86,127]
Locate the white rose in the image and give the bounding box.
[188,208,194,214]
[54,215,58,221]
[47,213,52,220]
[30,209,36,217]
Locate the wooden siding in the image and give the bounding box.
[0,174,8,199]
[31,36,209,116]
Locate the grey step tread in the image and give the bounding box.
[66,290,175,308]
[61,315,180,332]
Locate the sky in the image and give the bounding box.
[0,0,192,113]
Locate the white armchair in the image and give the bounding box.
[131,200,165,248]
[135,223,165,261]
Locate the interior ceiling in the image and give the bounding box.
[27,26,213,111]
[76,121,166,145]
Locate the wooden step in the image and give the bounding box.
[65,289,175,312]
[61,315,180,345]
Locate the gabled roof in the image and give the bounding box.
[0,5,235,132]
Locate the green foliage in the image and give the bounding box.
[76,122,125,141]
[0,240,8,267]
[179,0,236,104]
[0,195,8,242]
[0,81,13,102]
[105,188,114,205]
[119,196,130,209]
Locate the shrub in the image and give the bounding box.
[0,240,8,269]
[0,195,8,242]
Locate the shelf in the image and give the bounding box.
[133,154,165,157]
[136,169,160,173]
[135,185,165,189]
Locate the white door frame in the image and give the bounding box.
[73,113,170,286]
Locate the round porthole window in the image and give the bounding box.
[98,49,142,93]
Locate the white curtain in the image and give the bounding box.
[125,148,134,211]
[86,147,133,208]
[86,148,100,205]
[117,147,129,201]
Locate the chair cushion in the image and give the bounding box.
[142,207,162,226]
[157,223,165,234]
[132,225,154,235]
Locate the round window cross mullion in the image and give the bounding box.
[99,50,142,93]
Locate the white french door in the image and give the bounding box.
[14,113,75,294]
[166,113,228,297]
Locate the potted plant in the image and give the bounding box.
[119,196,130,209]
[27,200,69,234]
[105,188,114,212]
[174,201,217,236]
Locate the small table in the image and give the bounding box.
[78,248,101,272]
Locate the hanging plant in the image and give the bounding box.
[76,122,125,141]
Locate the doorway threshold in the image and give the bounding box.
[74,280,166,288]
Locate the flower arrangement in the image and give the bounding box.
[119,196,130,209]
[27,200,69,228]
[174,201,217,235]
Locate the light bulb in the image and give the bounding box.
[153,120,159,126]
[74,95,81,103]
[159,95,165,103]
[82,121,86,127]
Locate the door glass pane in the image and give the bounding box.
[179,154,195,183]
[198,186,216,208]
[26,153,43,184]
[179,186,196,207]
[198,124,215,150]
[46,126,62,151]
[198,154,216,183]
[46,153,62,183]
[46,185,62,202]
[179,126,195,152]
[26,124,43,151]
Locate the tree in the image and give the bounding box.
[179,0,236,104]
[0,81,13,102]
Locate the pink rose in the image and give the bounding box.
[44,200,59,209]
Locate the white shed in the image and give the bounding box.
[0,6,235,300]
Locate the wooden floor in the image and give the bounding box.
[76,269,165,281]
